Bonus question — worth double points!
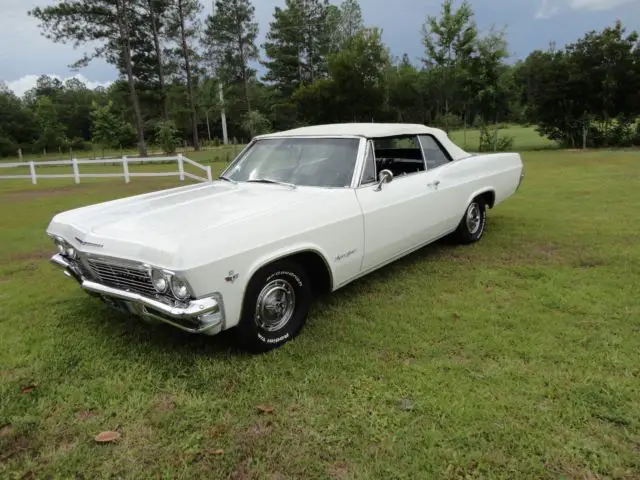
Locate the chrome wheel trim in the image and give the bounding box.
[254,279,296,332]
[466,203,482,234]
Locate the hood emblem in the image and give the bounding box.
[225,271,239,283]
[75,237,104,248]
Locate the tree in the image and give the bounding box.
[30,0,149,156]
[204,0,259,114]
[242,110,272,137]
[263,0,334,97]
[467,28,510,124]
[335,0,364,47]
[294,27,391,123]
[166,0,203,150]
[34,96,68,152]
[0,87,38,157]
[517,21,640,147]
[388,55,425,123]
[90,100,135,154]
[421,0,477,131]
[144,0,171,121]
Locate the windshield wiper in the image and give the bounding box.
[246,178,297,189]
[218,175,237,184]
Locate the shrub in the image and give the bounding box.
[69,137,90,151]
[477,125,515,152]
[242,111,272,137]
[154,121,180,154]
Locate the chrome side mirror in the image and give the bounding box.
[374,169,393,191]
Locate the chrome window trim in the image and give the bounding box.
[357,140,377,187]
[417,133,454,171]
[356,134,427,186]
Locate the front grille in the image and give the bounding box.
[83,256,157,298]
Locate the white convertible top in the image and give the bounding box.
[256,123,471,161]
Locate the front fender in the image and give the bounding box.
[243,243,335,293]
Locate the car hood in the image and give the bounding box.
[47,181,326,267]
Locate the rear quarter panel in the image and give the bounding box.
[438,152,523,220]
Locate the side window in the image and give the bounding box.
[372,135,426,178]
[419,135,451,170]
[360,141,377,185]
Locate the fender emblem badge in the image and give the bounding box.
[74,237,104,248]
[225,271,239,283]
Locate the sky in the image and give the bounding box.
[1,0,639,97]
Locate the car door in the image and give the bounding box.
[418,134,469,233]
[355,138,450,273]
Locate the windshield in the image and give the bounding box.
[224,137,361,188]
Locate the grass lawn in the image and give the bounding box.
[1,149,640,478]
[449,125,557,151]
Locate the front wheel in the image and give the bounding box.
[453,199,487,244]
[235,260,311,353]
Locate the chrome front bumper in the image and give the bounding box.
[50,254,224,335]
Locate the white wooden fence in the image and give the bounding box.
[0,154,213,185]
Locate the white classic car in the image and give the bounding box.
[47,123,524,352]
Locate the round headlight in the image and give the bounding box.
[66,246,77,259]
[151,269,169,293]
[170,276,190,300]
[55,240,66,255]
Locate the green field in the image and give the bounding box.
[1,149,639,478]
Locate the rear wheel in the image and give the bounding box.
[454,199,487,244]
[235,260,311,353]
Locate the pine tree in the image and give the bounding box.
[262,0,334,97]
[166,0,203,150]
[203,0,259,113]
[30,0,149,156]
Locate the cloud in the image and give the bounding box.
[535,0,635,19]
[535,0,561,19]
[7,74,112,98]
[569,0,636,11]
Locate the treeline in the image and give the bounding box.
[0,0,639,158]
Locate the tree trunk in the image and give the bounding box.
[205,110,211,141]
[178,0,200,151]
[148,0,169,121]
[237,28,251,113]
[219,81,228,145]
[116,0,147,157]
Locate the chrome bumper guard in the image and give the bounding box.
[50,254,224,335]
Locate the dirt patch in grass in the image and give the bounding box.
[328,461,352,479]
[3,184,95,202]
[0,434,32,463]
[5,249,51,265]
[153,393,177,413]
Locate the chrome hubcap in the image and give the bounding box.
[466,203,482,234]
[255,279,296,331]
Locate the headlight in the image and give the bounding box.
[151,269,169,293]
[66,246,77,259]
[170,276,190,300]
[55,240,66,255]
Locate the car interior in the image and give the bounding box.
[372,134,451,178]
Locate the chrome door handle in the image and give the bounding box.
[427,180,441,188]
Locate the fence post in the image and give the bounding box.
[72,157,80,184]
[206,165,212,182]
[123,156,130,183]
[29,161,37,185]
[178,154,185,181]
[18,148,22,161]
